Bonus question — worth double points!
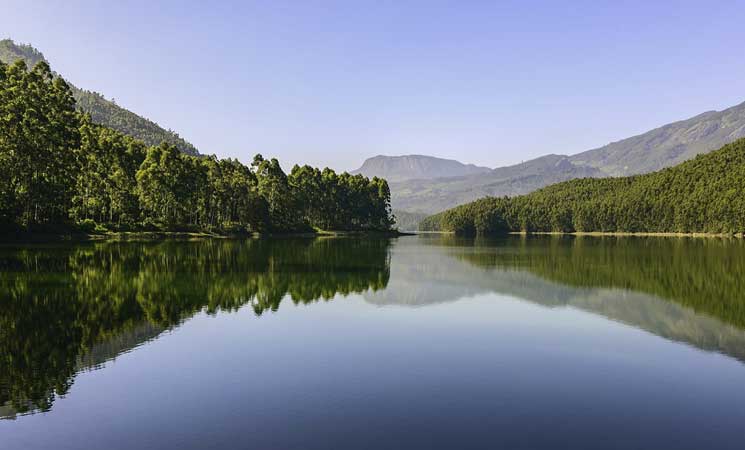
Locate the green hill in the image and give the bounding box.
[420,138,745,234]
[392,100,745,214]
[391,154,603,214]
[0,39,199,156]
[570,103,745,175]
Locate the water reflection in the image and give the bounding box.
[3,235,745,420]
[367,235,745,361]
[0,238,391,418]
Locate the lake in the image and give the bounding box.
[2,235,745,449]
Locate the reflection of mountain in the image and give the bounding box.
[4,235,745,420]
[365,235,745,363]
[0,238,391,419]
[75,322,166,372]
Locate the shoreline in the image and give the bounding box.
[510,231,745,238]
[413,230,744,238]
[0,229,412,243]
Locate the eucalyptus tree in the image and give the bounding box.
[0,60,80,226]
[0,58,394,233]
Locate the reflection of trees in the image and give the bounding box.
[452,235,745,330]
[0,238,391,418]
[365,235,745,368]
[6,235,743,419]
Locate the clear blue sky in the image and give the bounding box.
[3,0,745,171]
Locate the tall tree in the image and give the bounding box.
[0,58,393,233]
[0,60,80,226]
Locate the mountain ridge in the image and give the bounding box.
[419,137,745,235]
[568,100,745,175]
[390,99,745,214]
[352,154,491,182]
[0,39,200,156]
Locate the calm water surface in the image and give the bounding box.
[2,235,745,449]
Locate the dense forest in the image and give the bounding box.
[0,59,393,233]
[0,39,200,155]
[420,138,745,235]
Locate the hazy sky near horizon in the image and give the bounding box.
[3,0,745,171]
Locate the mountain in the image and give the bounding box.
[420,138,745,235]
[391,155,603,214]
[0,39,199,156]
[569,103,745,175]
[391,100,745,214]
[352,154,491,182]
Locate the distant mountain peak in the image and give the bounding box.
[352,154,491,182]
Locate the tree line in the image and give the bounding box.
[0,59,393,233]
[420,138,745,235]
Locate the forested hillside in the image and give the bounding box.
[420,139,745,235]
[0,39,200,155]
[391,154,603,213]
[391,100,745,214]
[0,59,393,233]
[570,101,745,175]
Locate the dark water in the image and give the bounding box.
[2,235,745,449]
